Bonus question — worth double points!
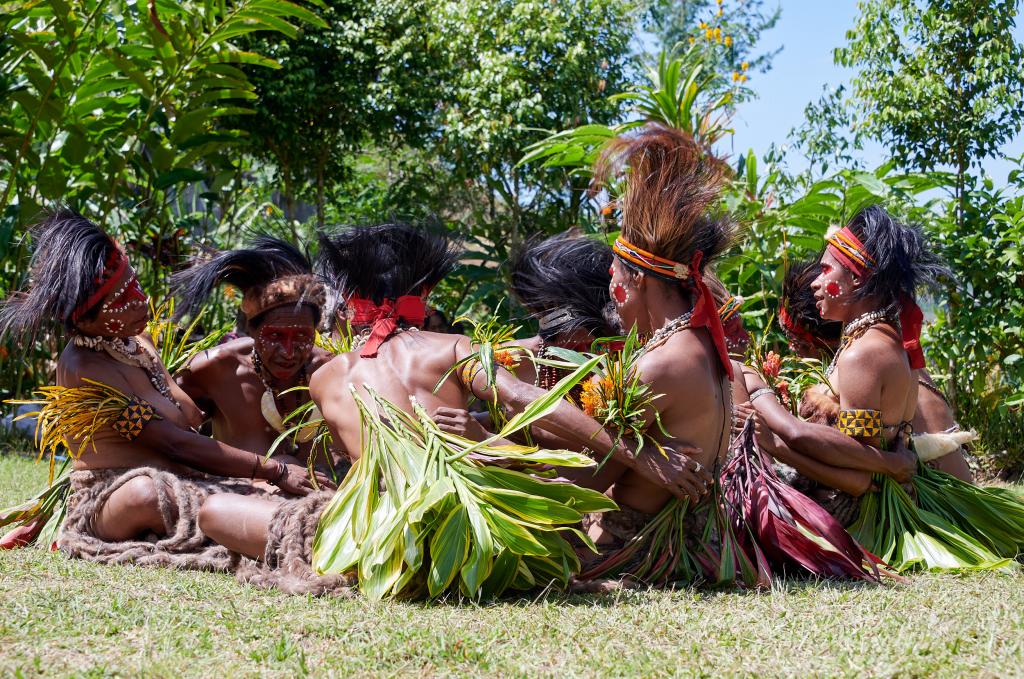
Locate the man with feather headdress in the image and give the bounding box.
[171,235,345,477]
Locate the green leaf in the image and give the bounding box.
[427,505,469,597]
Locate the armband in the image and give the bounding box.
[111,397,157,441]
[837,408,882,438]
[458,358,484,389]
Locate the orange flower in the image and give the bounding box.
[224,285,237,300]
[762,351,781,379]
[580,376,613,418]
[777,380,792,409]
[494,349,521,370]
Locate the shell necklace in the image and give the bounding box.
[638,311,693,358]
[251,349,307,434]
[73,334,180,409]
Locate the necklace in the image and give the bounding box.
[638,311,693,358]
[250,349,308,434]
[73,334,180,409]
[825,309,899,378]
[534,339,562,390]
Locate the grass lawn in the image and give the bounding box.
[1,454,1022,678]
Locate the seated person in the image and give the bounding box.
[0,210,326,569]
[172,236,345,477]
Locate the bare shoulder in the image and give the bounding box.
[185,336,253,375]
[309,352,350,402]
[57,345,128,389]
[837,326,905,377]
[637,331,708,386]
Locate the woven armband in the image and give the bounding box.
[837,408,882,438]
[458,358,484,389]
[111,397,157,441]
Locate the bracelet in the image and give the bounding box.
[749,387,778,404]
[272,460,289,484]
[250,455,259,479]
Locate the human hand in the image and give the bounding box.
[887,439,918,484]
[432,406,490,441]
[631,443,711,504]
[272,463,335,496]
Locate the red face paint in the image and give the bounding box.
[257,324,315,378]
[826,281,841,297]
[612,283,628,305]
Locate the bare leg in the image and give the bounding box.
[93,476,173,541]
[198,494,279,559]
[932,450,974,483]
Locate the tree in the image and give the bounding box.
[836,0,1024,228]
[228,0,442,228]
[642,0,781,75]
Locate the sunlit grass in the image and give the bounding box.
[1,453,1022,677]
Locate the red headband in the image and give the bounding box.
[350,295,426,358]
[779,306,821,350]
[613,237,732,380]
[71,245,128,322]
[826,226,875,277]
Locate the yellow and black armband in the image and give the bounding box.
[111,397,157,441]
[837,408,882,438]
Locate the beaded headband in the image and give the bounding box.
[71,243,128,322]
[826,226,875,277]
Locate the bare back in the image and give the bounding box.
[309,330,470,458]
[609,328,731,513]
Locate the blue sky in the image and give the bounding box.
[720,0,1024,183]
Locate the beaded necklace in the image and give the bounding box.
[637,311,693,358]
[825,309,899,378]
[72,334,180,409]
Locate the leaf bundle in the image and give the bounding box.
[0,457,72,549]
[314,357,616,600]
[848,474,1014,573]
[722,420,894,582]
[147,299,230,375]
[7,379,137,482]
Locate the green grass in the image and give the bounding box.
[1,454,1022,678]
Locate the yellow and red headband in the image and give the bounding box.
[826,226,875,277]
[612,236,733,380]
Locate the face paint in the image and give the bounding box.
[612,282,630,305]
[255,323,315,380]
[75,265,149,338]
[811,250,859,322]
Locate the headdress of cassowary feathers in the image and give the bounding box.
[170,235,324,327]
[0,208,120,336]
[592,123,735,280]
[510,232,615,340]
[316,222,462,305]
[780,259,841,349]
[833,205,951,307]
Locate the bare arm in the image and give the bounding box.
[174,349,216,417]
[742,367,914,481]
[764,432,874,496]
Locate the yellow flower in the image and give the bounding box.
[688,36,696,44]
[739,74,748,82]
[717,7,723,15]
[725,35,733,46]
[741,61,749,70]
[717,0,723,4]
[714,26,722,38]
[705,28,714,39]
[699,21,707,29]
[732,71,740,81]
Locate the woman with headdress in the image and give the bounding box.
[571,123,739,584]
[171,235,345,477]
[734,258,917,525]
[0,210,328,569]
[431,231,619,441]
[771,258,973,483]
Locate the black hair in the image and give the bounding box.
[510,232,616,340]
[170,234,316,324]
[781,258,842,345]
[316,222,461,304]
[845,205,951,306]
[0,208,117,336]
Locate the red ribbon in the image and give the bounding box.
[349,295,426,358]
[686,251,734,380]
[71,245,127,322]
[899,294,925,370]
